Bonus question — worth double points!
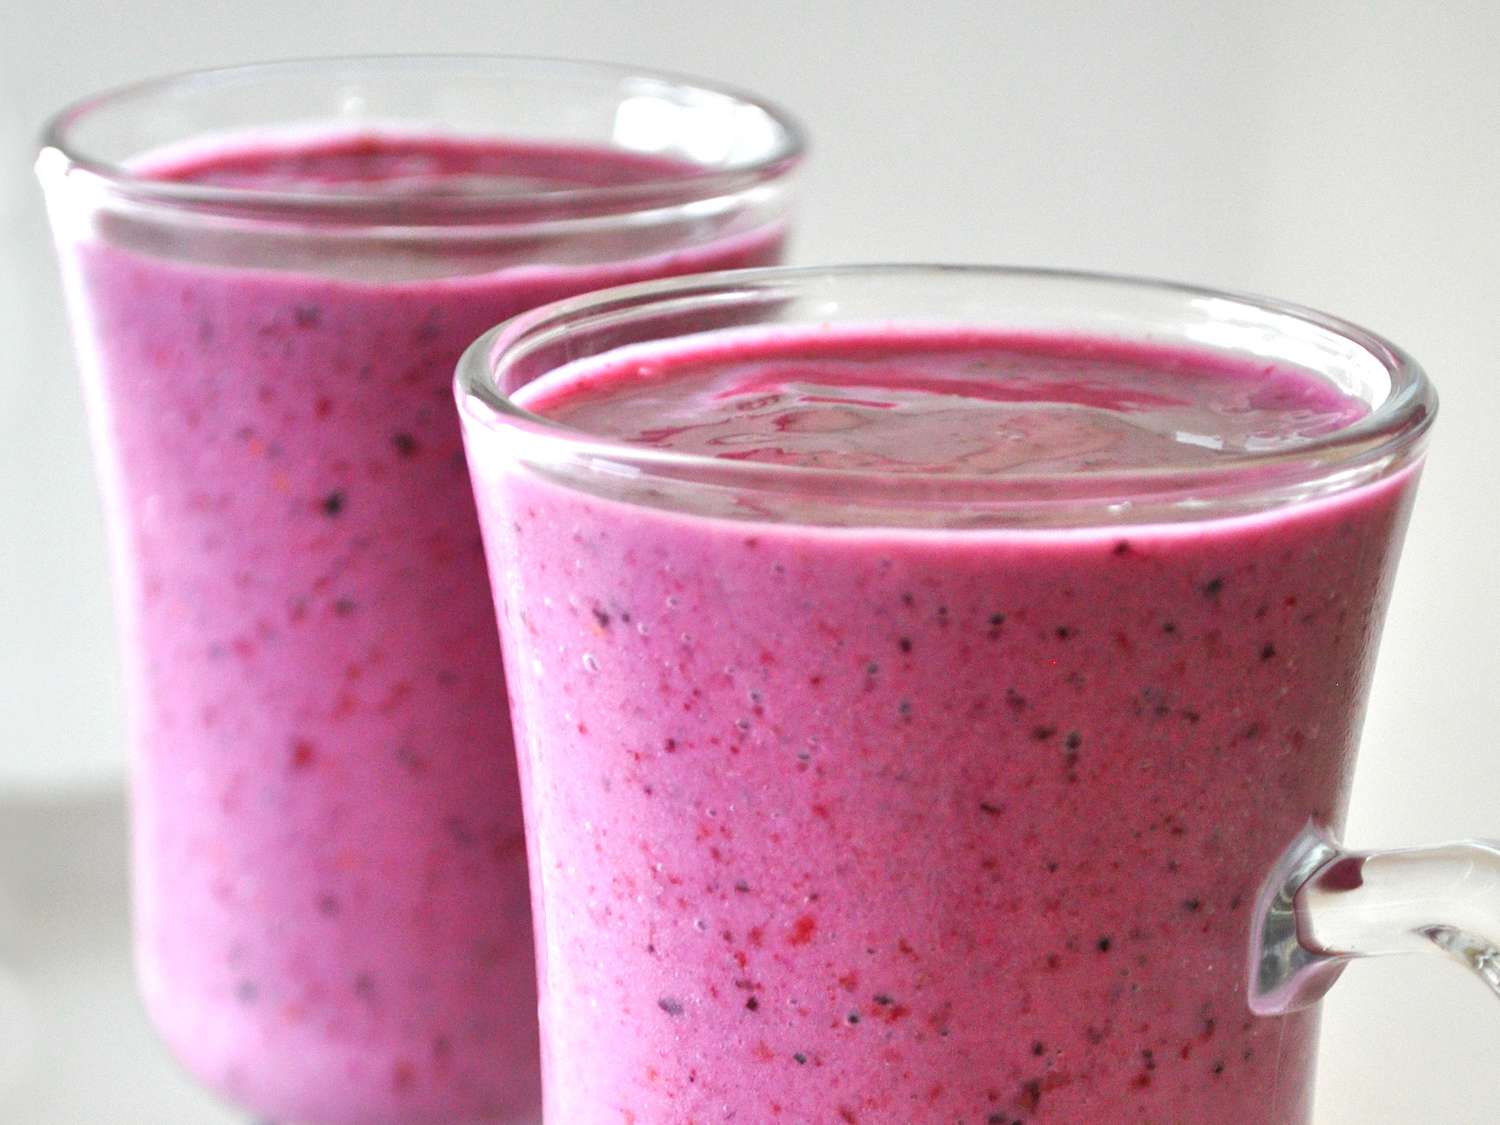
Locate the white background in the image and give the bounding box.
[1,1,1497,1120]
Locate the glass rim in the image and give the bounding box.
[36,53,807,222]
[455,264,1436,527]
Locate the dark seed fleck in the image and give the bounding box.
[293,305,321,328]
[1260,642,1276,660]
[1201,576,1225,598]
[793,1052,807,1065]
[321,490,346,516]
[391,432,419,457]
[979,801,1003,817]
[1019,1077,1043,1110]
[746,996,760,1011]
[898,636,913,654]
[1097,936,1112,953]
[1184,897,1202,912]
[592,607,612,628]
[658,996,684,1016]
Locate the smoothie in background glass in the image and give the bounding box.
[36,57,802,1125]
[457,267,1434,1123]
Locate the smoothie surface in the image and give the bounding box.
[134,130,705,196]
[519,331,1371,476]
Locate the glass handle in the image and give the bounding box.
[1250,821,1500,1015]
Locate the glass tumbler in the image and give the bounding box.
[36,56,802,1125]
[453,265,1488,1123]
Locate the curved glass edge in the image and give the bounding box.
[454,264,1437,531]
[35,54,807,226]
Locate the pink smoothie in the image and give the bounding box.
[464,331,1419,1122]
[54,134,785,1124]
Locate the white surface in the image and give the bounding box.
[0,791,240,1123]
[1,1,1497,1120]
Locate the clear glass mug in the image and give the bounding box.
[455,265,1485,1122]
[35,57,802,1124]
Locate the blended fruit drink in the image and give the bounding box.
[458,269,1432,1123]
[38,59,801,1125]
